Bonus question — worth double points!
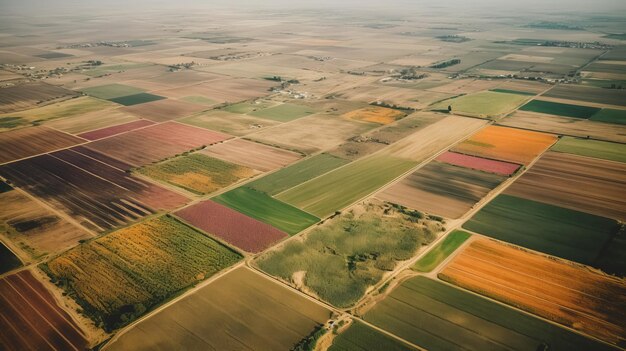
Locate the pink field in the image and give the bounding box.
[78,119,155,140]
[436,151,520,176]
[175,200,287,253]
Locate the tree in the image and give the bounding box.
[448,105,452,113]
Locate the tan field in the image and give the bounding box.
[120,98,208,122]
[202,139,302,172]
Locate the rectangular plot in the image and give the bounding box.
[551,136,626,163]
[202,139,302,172]
[120,98,207,121]
[248,102,315,122]
[435,151,520,176]
[80,83,145,100]
[520,99,600,119]
[108,93,166,106]
[77,119,155,140]
[0,126,84,164]
[543,85,626,107]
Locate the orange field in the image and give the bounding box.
[452,125,556,165]
[439,238,626,346]
[342,106,406,125]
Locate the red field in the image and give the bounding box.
[85,121,231,167]
[175,200,288,253]
[0,270,89,351]
[436,151,520,176]
[0,127,84,164]
[0,146,188,232]
[77,119,155,140]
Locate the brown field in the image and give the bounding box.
[494,80,549,94]
[248,114,376,154]
[334,84,454,109]
[179,109,281,136]
[451,125,557,165]
[0,270,89,351]
[505,152,626,221]
[106,266,331,351]
[85,122,231,167]
[377,161,505,218]
[44,108,140,134]
[0,126,84,164]
[440,238,626,346]
[342,106,406,125]
[202,139,302,172]
[0,82,78,113]
[0,189,93,259]
[120,98,207,122]
[544,85,626,107]
[499,111,626,143]
[428,79,501,94]
[158,78,276,103]
[140,70,224,87]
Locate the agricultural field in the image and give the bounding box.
[202,139,302,172]
[0,82,78,114]
[0,242,21,274]
[80,83,146,100]
[590,108,626,125]
[463,194,621,267]
[435,151,520,176]
[44,107,140,135]
[137,153,257,195]
[551,136,626,163]
[248,102,316,122]
[0,270,89,351]
[247,153,350,195]
[519,99,601,119]
[328,321,415,351]
[0,147,188,232]
[440,239,626,346]
[256,200,444,307]
[179,109,281,136]
[430,90,530,118]
[364,276,617,351]
[451,125,557,165]
[542,85,626,107]
[43,216,242,332]
[106,267,331,351]
[77,119,155,140]
[378,162,506,219]
[413,230,472,272]
[0,126,84,164]
[175,200,288,253]
[213,187,319,235]
[505,152,626,220]
[108,93,165,106]
[342,106,406,125]
[85,121,231,167]
[120,98,207,121]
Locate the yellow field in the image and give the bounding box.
[342,106,406,125]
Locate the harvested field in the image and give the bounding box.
[256,200,443,307]
[543,85,626,107]
[180,109,281,136]
[0,270,89,351]
[248,114,376,154]
[329,321,415,351]
[247,153,349,195]
[431,91,530,118]
[436,151,520,176]
[138,153,257,195]
[590,108,626,125]
[377,162,506,219]
[452,125,557,165]
[463,194,620,266]
[108,93,165,106]
[45,108,139,135]
[172,78,275,103]
[85,122,231,167]
[0,147,188,232]
[494,80,549,94]
[364,276,617,351]
[0,82,78,114]
[43,216,242,332]
[106,267,331,351]
[202,139,302,172]
[519,99,600,119]
[223,100,277,114]
[0,126,84,164]
[0,242,21,274]
[505,152,626,221]
[440,239,626,346]
[342,106,406,125]
[489,88,536,96]
[248,102,315,122]
[80,83,145,100]
[413,230,471,272]
[175,200,288,253]
[499,110,626,143]
[77,119,155,140]
[551,136,626,163]
[120,98,207,121]
[277,155,416,218]
[0,189,92,259]
[214,187,319,235]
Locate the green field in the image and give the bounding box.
[365,276,618,351]
[180,96,217,106]
[463,194,620,265]
[277,155,417,218]
[489,88,536,96]
[108,93,166,106]
[213,187,319,235]
[431,91,530,118]
[590,108,626,125]
[137,153,256,195]
[247,153,350,195]
[80,83,146,100]
[249,103,315,122]
[329,321,415,351]
[551,136,626,163]
[519,100,601,119]
[256,201,442,307]
[594,226,626,277]
[413,230,471,272]
[0,242,21,274]
[223,100,276,114]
